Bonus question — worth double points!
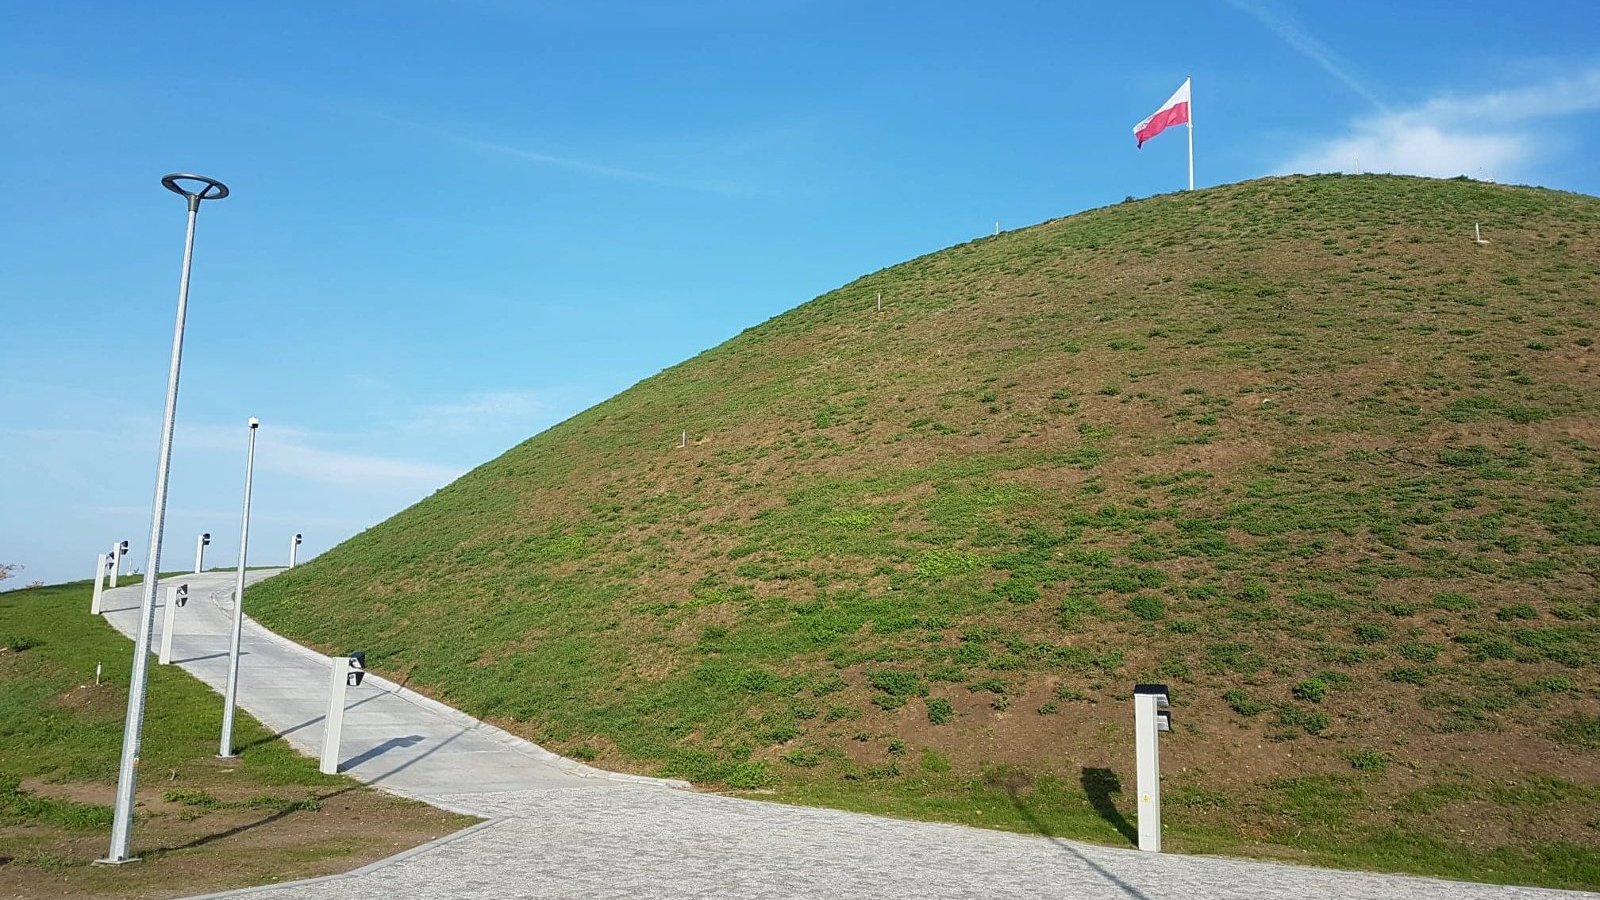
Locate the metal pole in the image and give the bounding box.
[219,417,258,757]
[1186,76,1195,192]
[194,533,208,574]
[103,172,228,865]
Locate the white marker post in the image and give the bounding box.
[320,651,365,775]
[91,554,111,614]
[194,532,210,574]
[875,291,882,312]
[158,584,187,665]
[289,533,302,568]
[1474,223,1489,245]
[1133,683,1172,852]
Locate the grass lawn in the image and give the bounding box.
[0,578,476,899]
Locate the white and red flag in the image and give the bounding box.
[1132,77,1194,190]
[1133,78,1191,148]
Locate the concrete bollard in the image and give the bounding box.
[91,554,110,614]
[320,652,366,774]
[110,540,128,584]
[1134,683,1173,852]
[158,584,187,665]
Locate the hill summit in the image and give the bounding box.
[253,175,1600,887]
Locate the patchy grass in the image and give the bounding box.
[248,175,1600,890]
[0,580,474,899]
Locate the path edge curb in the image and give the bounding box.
[185,816,505,899]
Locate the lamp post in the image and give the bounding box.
[289,532,302,568]
[219,417,258,758]
[101,173,229,866]
[194,532,210,574]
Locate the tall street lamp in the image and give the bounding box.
[101,173,229,865]
[219,416,258,757]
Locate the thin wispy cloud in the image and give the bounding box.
[1222,0,1388,111]
[1278,68,1600,181]
[1409,69,1600,123]
[409,389,552,436]
[179,423,465,490]
[370,110,753,197]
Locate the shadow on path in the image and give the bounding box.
[234,685,396,754]
[172,651,232,665]
[342,734,425,771]
[368,726,470,784]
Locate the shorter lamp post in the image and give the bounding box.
[194,532,210,574]
[289,532,302,568]
[218,417,258,758]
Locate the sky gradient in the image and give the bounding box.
[4,0,1599,584]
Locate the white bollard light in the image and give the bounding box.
[158,584,188,665]
[111,540,129,584]
[195,532,210,574]
[91,554,110,614]
[320,651,366,775]
[1133,683,1172,852]
[289,533,302,568]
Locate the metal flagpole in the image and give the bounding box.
[101,173,229,865]
[1187,76,1195,192]
[219,417,259,758]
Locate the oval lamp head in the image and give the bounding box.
[247,417,260,429]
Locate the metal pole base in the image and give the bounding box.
[93,856,143,866]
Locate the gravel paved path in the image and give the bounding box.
[97,573,1589,899]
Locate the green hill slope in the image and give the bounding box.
[252,175,1600,887]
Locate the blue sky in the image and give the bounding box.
[4,0,1598,585]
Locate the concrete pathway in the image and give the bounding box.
[100,574,1589,899]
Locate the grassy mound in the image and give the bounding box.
[251,175,1600,888]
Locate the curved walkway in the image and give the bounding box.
[100,574,1586,899]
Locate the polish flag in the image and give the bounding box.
[1134,78,1191,148]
